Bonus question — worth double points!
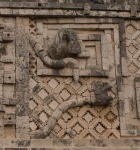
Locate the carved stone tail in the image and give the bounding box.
[29,36,80,82]
[30,97,90,139]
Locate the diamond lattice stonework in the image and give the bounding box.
[128,63,138,74]
[105,111,117,123]
[29,100,37,110]
[30,122,37,131]
[128,45,137,54]
[38,89,48,100]
[95,123,105,134]
[39,112,47,122]
[60,90,70,100]
[48,79,59,89]
[83,112,93,123]
[73,123,83,134]
[49,100,59,110]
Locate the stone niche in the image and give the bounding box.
[0,0,140,149]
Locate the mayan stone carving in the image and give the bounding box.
[28,17,120,140]
[0,0,140,149]
[30,81,113,139]
[29,28,81,82]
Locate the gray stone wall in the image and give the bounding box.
[0,0,140,149]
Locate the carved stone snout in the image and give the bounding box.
[91,81,113,106]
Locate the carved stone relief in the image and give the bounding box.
[30,81,113,139]
[0,1,140,149]
[0,17,139,141]
[118,20,140,137]
[0,18,16,138]
[34,22,115,80]
[29,18,120,139]
[29,28,81,82]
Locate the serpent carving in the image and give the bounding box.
[30,81,113,139]
[29,28,81,82]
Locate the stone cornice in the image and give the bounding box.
[0,1,139,18]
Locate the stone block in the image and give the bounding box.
[121,57,128,77]
[4,64,15,72]
[88,34,101,41]
[29,100,37,110]
[29,78,38,92]
[4,71,15,84]
[10,139,31,148]
[49,100,59,110]
[2,30,14,41]
[59,18,75,23]
[16,116,29,129]
[16,128,30,139]
[4,114,16,125]
[0,56,14,63]
[102,57,109,71]
[30,122,37,131]
[0,70,4,84]
[39,111,47,122]
[31,139,52,148]
[38,89,49,100]
[52,139,72,147]
[60,89,70,100]
[5,105,15,114]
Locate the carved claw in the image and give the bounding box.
[30,129,45,139]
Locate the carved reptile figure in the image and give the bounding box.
[30,81,113,139]
[29,28,81,82]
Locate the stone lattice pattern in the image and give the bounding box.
[118,21,140,137]
[125,21,140,75]
[29,19,120,139]
[29,77,120,139]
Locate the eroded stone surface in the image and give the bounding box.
[0,0,140,149]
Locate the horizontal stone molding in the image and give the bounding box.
[0,8,139,18]
[0,139,140,148]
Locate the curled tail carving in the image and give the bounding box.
[29,36,80,82]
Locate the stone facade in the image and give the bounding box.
[0,0,140,149]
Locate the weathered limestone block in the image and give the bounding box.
[4,71,15,84]
[15,17,30,138]
[2,27,14,42]
[3,114,16,125]
[0,1,140,149]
